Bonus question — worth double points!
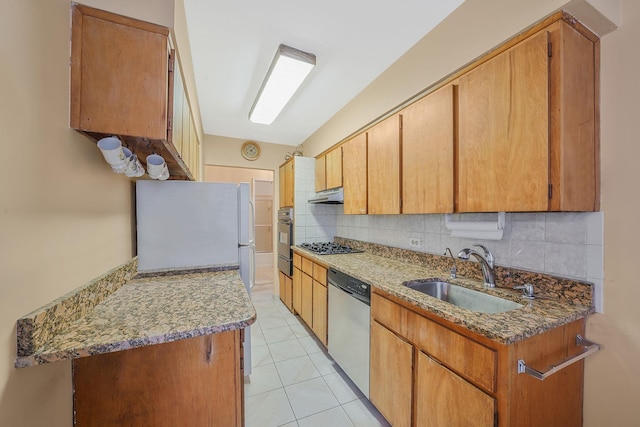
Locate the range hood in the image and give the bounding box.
[308,187,344,204]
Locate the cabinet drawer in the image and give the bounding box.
[293,253,302,269]
[302,257,314,276]
[313,264,327,286]
[371,293,409,336]
[372,292,496,393]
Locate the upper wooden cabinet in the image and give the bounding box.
[402,85,455,214]
[315,147,343,192]
[315,155,326,192]
[458,21,597,212]
[342,133,368,215]
[279,159,294,208]
[70,4,196,180]
[368,114,402,214]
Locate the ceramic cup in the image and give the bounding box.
[146,154,170,180]
[97,137,127,170]
[124,152,145,178]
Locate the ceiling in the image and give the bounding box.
[184,1,465,146]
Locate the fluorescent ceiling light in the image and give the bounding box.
[249,44,316,125]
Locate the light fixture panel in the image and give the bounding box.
[249,44,316,125]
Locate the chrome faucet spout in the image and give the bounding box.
[457,245,496,288]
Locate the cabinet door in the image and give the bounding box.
[300,273,314,327]
[415,351,495,427]
[311,281,327,346]
[293,268,302,314]
[325,147,343,190]
[370,320,413,427]
[70,5,170,140]
[315,155,326,192]
[368,114,401,214]
[279,165,286,208]
[458,30,549,212]
[279,272,293,312]
[402,85,454,214]
[343,133,368,215]
[284,161,295,207]
[73,331,243,427]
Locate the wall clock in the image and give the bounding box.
[241,141,261,161]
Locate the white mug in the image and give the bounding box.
[146,154,170,180]
[97,137,126,169]
[125,153,145,178]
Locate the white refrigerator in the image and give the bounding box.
[135,180,255,374]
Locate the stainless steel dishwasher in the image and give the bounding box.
[327,268,371,398]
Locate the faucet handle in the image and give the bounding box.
[473,244,494,267]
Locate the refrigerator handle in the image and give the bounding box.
[248,200,256,288]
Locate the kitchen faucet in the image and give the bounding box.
[457,244,496,288]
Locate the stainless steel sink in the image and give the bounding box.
[403,279,523,314]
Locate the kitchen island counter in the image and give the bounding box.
[15,261,256,368]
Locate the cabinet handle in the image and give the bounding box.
[517,334,601,380]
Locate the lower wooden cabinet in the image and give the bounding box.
[292,251,329,346]
[293,267,302,314]
[312,279,327,346]
[415,351,495,427]
[300,272,314,326]
[73,330,244,426]
[370,320,413,427]
[278,271,293,312]
[370,289,586,427]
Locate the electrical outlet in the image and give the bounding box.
[409,238,421,249]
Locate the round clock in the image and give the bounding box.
[241,141,261,161]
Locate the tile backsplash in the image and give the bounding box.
[291,157,603,312]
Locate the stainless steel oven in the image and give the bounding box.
[277,208,293,276]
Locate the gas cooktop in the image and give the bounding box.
[299,242,363,255]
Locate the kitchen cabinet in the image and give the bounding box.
[300,272,314,327]
[311,264,328,345]
[368,114,402,214]
[292,251,328,346]
[370,320,413,427]
[315,155,326,192]
[73,330,244,426]
[70,4,197,180]
[315,147,343,192]
[415,351,495,427]
[458,20,597,212]
[402,85,454,214]
[342,133,368,215]
[279,159,294,208]
[279,271,293,312]
[293,254,302,313]
[371,289,586,426]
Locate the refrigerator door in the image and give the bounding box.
[237,182,255,375]
[136,181,239,272]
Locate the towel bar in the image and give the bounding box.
[517,334,601,380]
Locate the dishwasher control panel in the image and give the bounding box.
[328,268,371,304]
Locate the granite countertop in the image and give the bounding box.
[16,264,256,368]
[294,246,593,345]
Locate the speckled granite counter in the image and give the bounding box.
[294,241,593,345]
[15,259,256,368]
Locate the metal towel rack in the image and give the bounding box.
[517,334,601,381]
